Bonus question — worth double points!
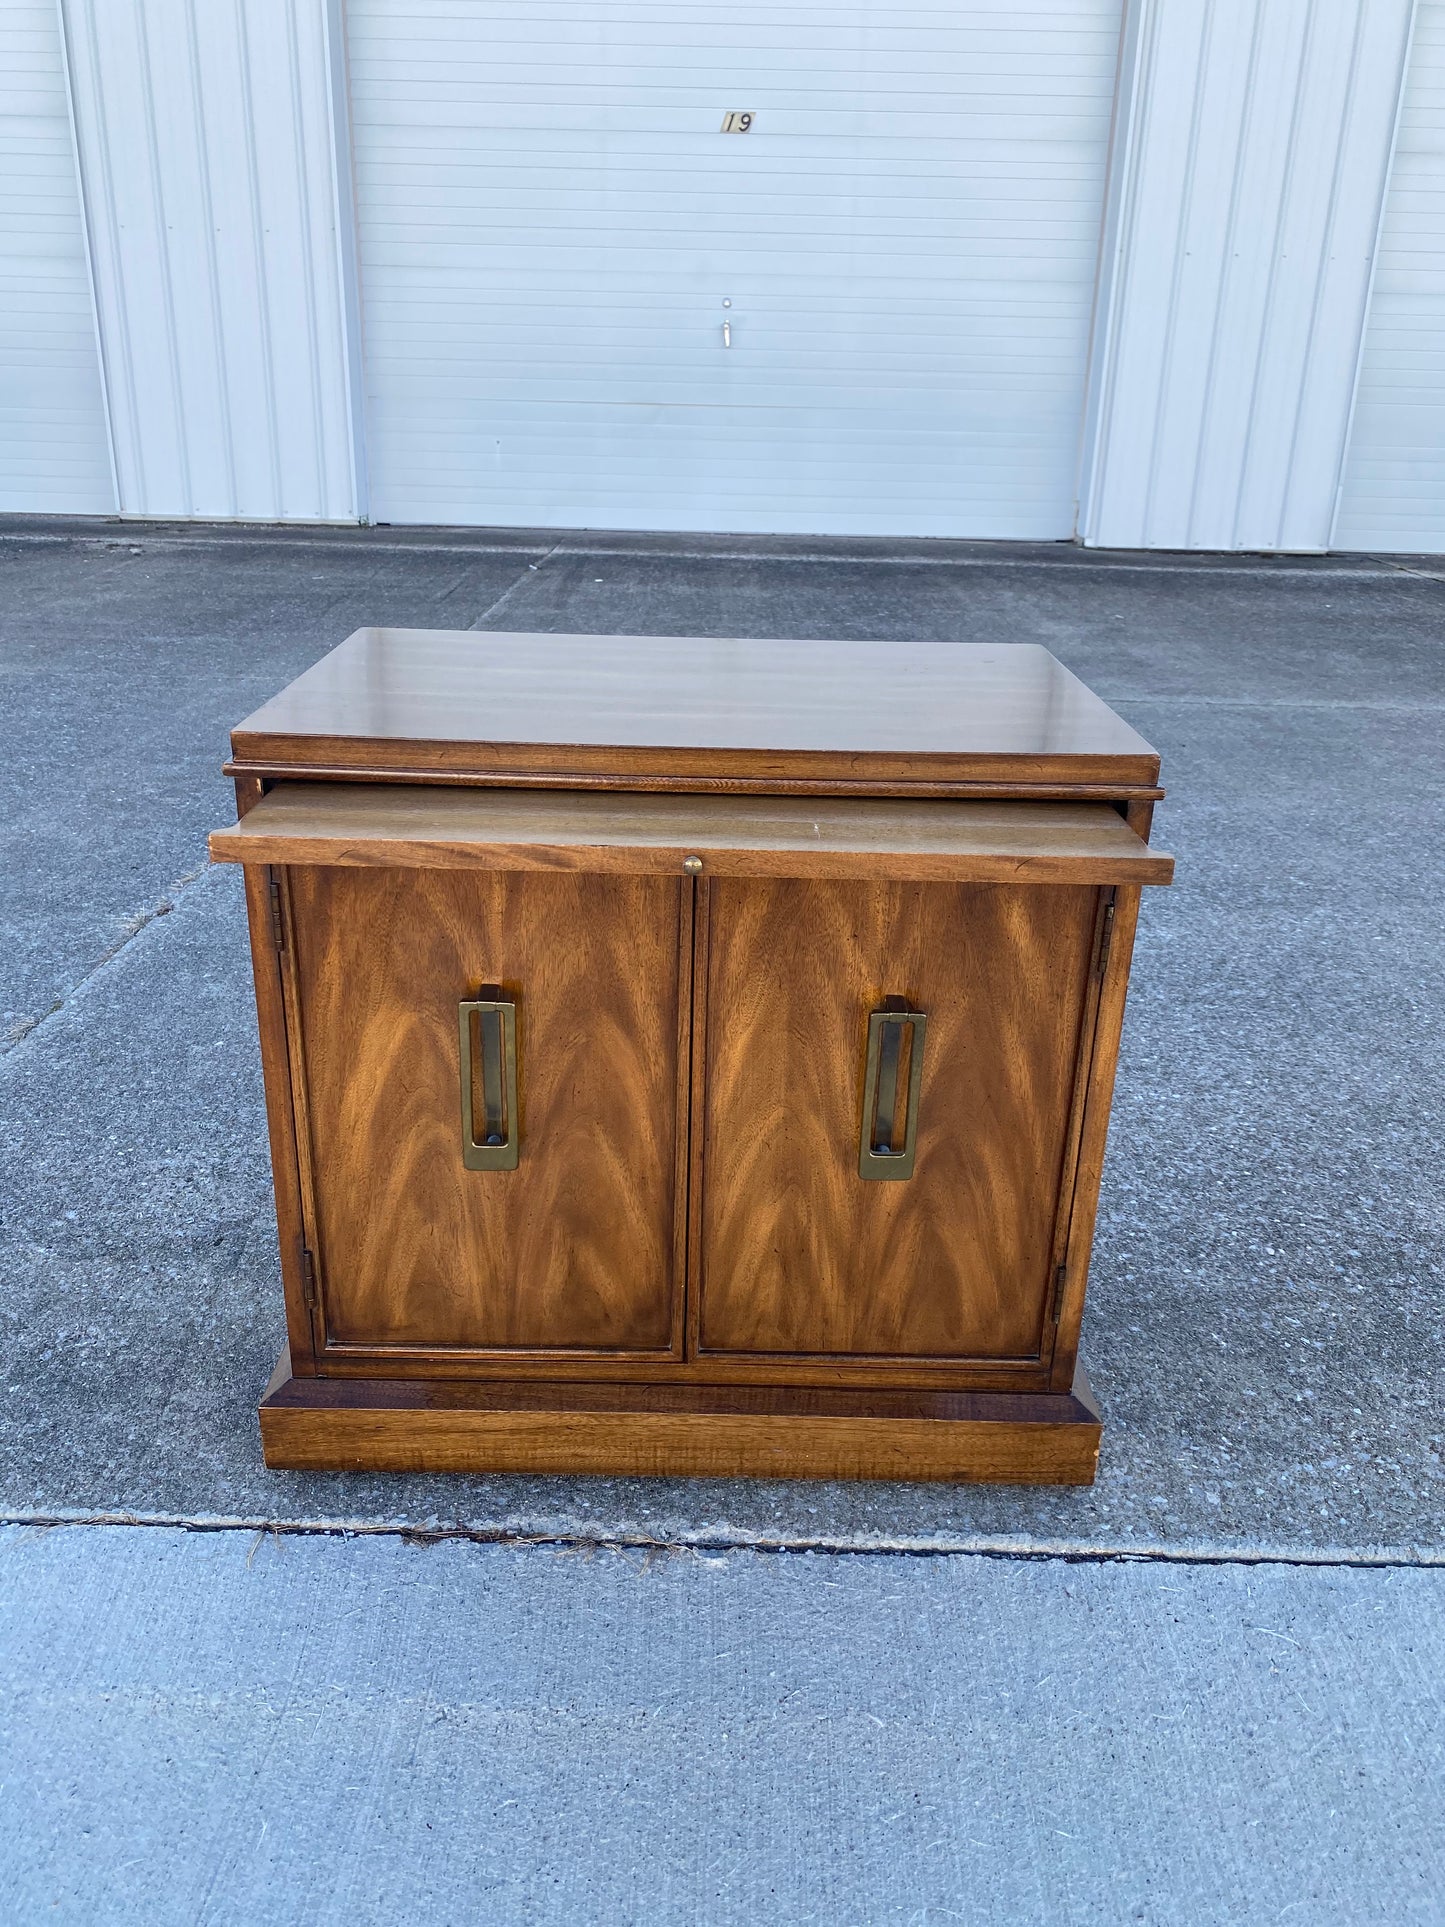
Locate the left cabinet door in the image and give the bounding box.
[281,866,688,1361]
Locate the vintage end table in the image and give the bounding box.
[211,629,1172,1483]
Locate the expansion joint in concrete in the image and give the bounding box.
[468,542,563,628]
[2,858,212,1055]
[3,1512,1441,1572]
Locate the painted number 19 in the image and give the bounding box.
[720,112,755,133]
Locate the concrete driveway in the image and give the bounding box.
[1,521,1440,1922]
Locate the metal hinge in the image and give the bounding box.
[1094,890,1117,981]
[300,1247,318,1311]
[268,872,286,952]
[1048,1263,1068,1326]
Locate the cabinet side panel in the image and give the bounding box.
[241,864,319,1372]
[1050,883,1143,1392]
[289,867,684,1355]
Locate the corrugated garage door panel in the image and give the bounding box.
[0,2,113,512]
[1336,3,1445,553]
[347,2,1122,537]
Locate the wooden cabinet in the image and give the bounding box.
[212,631,1172,1483]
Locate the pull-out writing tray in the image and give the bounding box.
[209,784,1174,885]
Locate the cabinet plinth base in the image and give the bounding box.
[258,1353,1102,1484]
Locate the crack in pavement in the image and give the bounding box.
[468,543,562,628]
[2,857,213,1056]
[3,1511,1441,1569]
[7,523,1444,582]
[1379,558,1445,587]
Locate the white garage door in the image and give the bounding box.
[346,1,1121,538]
[0,1,113,513]
[1335,0,1445,554]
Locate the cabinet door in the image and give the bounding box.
[285,867,687,1358]
[696,878,1102,1363]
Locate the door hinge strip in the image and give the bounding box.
[1094,891,1117,981]
[1048,1263,1068,1326]
[300,1246,318,1311]
[268,871,286,952]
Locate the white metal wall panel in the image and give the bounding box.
[347,1,1122,537]
[60,0,359,520]
[0,1,112,512]
[1336,3,1445,552]
[1080,0,1415,552]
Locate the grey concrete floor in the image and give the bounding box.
[2,521,1442,1921]
[1,1523,1441,1926]
[0,1518,1441,1927]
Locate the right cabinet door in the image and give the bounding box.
[695,877,1105,1367]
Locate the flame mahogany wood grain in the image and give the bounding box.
[210,785,1173,885]
[695,878,1100,1363]
[283,867,689,1355]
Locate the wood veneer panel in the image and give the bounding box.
[697,878,1099,1361]
[1049,884,1144,1393]
[230,631,1161,789]
[259,1353,1102,1482]
[211,786,1173,885]
[241,864,319,1373]
[287,867,685,1354]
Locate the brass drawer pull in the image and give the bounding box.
[859,999,926,1181]
[459,987,519,1171]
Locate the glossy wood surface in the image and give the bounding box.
[1048,883,1143,1393]
[285,867,687,1354]
[259,1350,1102,1482]
[241,860,319,1373]
[696,877,1100,1361]
[229,630,1161,790]
[212,784,1173,885]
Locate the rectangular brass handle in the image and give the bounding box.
[859,999,926,1181]
[459,987,519,1170]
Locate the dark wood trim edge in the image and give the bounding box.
[257,1354,1102,1483]
[224,759,1166,805]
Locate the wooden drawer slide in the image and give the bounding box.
[211,783,1173,886]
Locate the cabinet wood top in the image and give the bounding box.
[229,630,1161,791]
